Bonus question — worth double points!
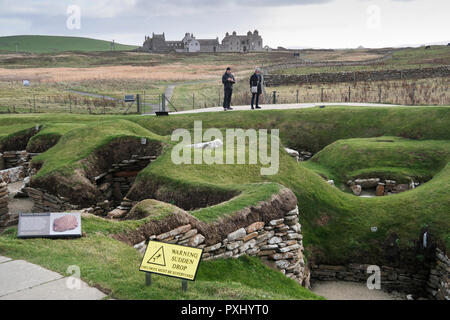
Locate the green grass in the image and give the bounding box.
[0,80,168,114]
[0,123,38,141]
[26,122,85,152]
[0,35,137,54]
[31,119,166,179]
[0,216,321,300]
[0,106,449,270]
[303,136,450,186]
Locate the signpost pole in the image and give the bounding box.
[146,272,152,286]
[181,279,188,292]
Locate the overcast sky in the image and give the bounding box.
[0,0,449,48]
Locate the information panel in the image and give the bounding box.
[17,212,82,239]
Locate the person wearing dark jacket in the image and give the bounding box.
[250,68,262,109]
[222,67,235,111]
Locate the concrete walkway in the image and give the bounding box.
[0,256,106,300]
[311,280,404,300]
[164,84,176,102]
[142,102,410,116]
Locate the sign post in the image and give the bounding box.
[145,272,152,286]
[139,240,203,291]
[181,279,188,292]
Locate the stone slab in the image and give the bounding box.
[0,277,106,300]
[0,260,63,297]
[0,256,12,264]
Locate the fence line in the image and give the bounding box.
[1,78,448,115]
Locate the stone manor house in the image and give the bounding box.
[142,30,264,53]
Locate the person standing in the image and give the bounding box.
[250,67,262,109]
[222,67,235,111]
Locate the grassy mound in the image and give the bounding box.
[0,215,320,300]
[0,125,40,151]
[0,35,137,54]
[26,123,86,153]
[31,119,165,179]
[303,136,450,185]
[0,106,449,285]
[26,120,167,206]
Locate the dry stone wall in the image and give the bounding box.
[311,249,450,300]
[0,182,10,227]
[264,66,450,87]
[133,205,309,286]
[346,178,418,197]
[0,151,34,169]
[88,154,158,217]
[21,152,157,216]
[264,53,394,74]
[0,166,25,184]
[24,187,78,212]
[310,263,428,295]
[0,151,40,184]
[427,249,450,300]
[131,196,309,287]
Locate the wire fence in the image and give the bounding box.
[1,78,448,115]
[0,93,138,114]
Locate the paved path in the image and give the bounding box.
[0,256,106,300]
[142,102,410,116]
[67,89,117,101]
[164,84,176,102]
[311,280,403,300]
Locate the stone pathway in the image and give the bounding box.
[0,256,106,300]
[164,84,176,102]
[311,280,404,300]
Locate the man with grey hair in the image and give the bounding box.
[250,67,262,109]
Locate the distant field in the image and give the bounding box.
[0,49,292,70]
[276,46,450,75]
[0,35,138,54]
[0,42,449,112]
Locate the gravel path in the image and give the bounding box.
[7,182,34,216]
[311,281,404,300]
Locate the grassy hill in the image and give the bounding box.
[0,106,449,299]
[0,35,138,53]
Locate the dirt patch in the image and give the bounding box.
[0,127,39,152]
[126,178,239,212]
[316,214,331,227]
[27,135,60,153]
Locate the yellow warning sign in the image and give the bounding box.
[140,241,203,281]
